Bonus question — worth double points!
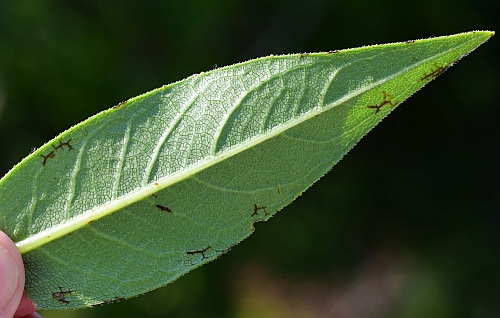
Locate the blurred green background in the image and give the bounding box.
[0,1,498,317]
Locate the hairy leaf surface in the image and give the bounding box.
[0,31,493,309]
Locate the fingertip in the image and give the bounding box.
[0,230,25,276]
[17,313,43,318]
[14,292,37,317]
[0,230,25,318]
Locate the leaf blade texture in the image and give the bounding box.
[0,31,493,309]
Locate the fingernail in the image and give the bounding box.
[0,244,19,310]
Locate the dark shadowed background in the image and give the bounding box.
[0,1,499,317]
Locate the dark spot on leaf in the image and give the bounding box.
[41,151,55,166]
[251,204,268,217]
[52,287,74,305]
[41,138,74,166]
[405,40,415,44]
[419,62,448,81]
[187,246,211,260]
[327,50,339,54]
[52,138,73,151]
[367,92,398,114]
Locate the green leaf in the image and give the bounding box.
[0,31,493,309]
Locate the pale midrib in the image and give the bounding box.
[15,46,458,254]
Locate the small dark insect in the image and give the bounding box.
[155,204,172,212]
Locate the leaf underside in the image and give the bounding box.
[0,31,493,309]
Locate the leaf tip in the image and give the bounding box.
[470,30,495,38]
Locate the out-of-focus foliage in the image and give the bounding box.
[0,1,498,317]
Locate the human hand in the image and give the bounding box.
[0,231,41,318]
